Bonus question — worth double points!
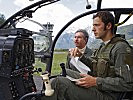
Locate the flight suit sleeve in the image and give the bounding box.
[79,55,93,70]
[96,42,133,91]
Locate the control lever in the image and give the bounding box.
[60,63,66,77]
[41,74,54,96]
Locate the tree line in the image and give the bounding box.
[0,13,6,25]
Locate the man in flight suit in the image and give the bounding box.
[42,11,133,100]
[66,29,93,72]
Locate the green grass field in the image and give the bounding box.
[35,51,68,75]
[52,52,68,75]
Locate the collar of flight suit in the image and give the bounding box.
[104,40,110,45]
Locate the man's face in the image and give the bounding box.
[74,32,86,49]
[92,17,108,40]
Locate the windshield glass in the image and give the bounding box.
[116,14,133,47]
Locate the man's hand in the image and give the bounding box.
[69,47,82,57]
[76,74,97,88]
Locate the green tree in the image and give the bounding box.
[0,13,6,25]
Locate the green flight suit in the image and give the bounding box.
[41,35,133,100]
[66,46,93,72]
[80,35,133,92]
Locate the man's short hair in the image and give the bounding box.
[93,11,115,33]
[75,29,89,41]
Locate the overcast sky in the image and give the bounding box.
[0,0,92,36]
[0,0,133,36]
[0,0,88,18]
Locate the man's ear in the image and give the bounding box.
[85,37,88,44]
[106,22,112,30]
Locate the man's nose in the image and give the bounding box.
[92,26,95,31]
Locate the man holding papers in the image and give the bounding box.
[66,29,92,72]
[41,11,133,100]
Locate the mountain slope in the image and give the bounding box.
[55,24,133,49]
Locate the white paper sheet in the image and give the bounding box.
[70,57,91,74]
[66,75,79,82]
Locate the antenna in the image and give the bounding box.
[86,0,91,9]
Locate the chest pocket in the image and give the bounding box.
[92,42,116,77]
[97,58,109,77]
[92,58,115,77]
